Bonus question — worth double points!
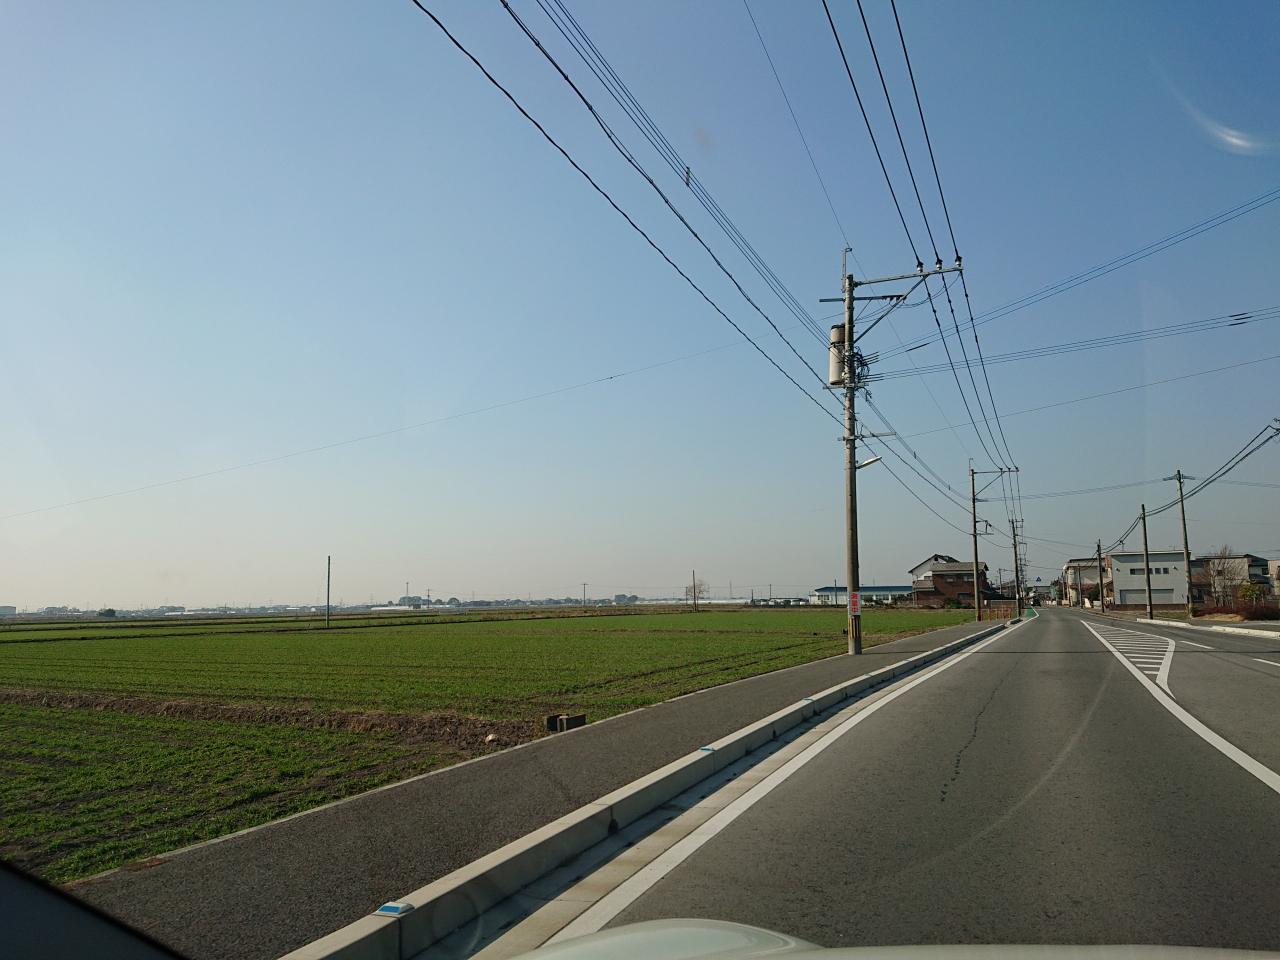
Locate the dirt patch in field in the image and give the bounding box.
[0,687,539,749]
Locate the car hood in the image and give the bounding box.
[516,920,1280,960]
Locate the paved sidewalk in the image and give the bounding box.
[72,620,989,960]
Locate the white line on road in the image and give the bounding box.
[548,618,1033,942]
[1179,639,1215,650]
[1081,620,1280,797]
[1253,658,1280,669]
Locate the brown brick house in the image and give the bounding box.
[910,554,990,608]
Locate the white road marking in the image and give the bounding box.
[1080,620,1280,797]
[547,617,1033,942]
[1086,623,1175,693]
[1180,639,1215,650]
[1253,658,1280,669]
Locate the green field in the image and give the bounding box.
[0,607,968,883]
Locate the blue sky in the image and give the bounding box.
[2,1,1278,609]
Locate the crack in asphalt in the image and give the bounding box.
[939,656,1023,803]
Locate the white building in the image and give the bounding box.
[808,585,847,606]
[1110,549,1188,609]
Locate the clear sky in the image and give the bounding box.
[3,1,1278,609]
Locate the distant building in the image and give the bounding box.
[809,585,847,606]
[0,605,15,616]
[862,585,914,604]
[911,555,989,608]
[1270,560,1280,596]
[1060,557,1106,607]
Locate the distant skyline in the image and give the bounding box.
[3,1,1278,608]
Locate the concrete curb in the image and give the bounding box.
[278,619,1011,960]
[1135,617,1280,638]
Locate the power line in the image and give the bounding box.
[852,0,939,261]
[403,1,839,429]
[536,0,830,346]
[820,0,920,264]
[879,184,1280,360]
[1104,419,1280,551]
[902,353,1280,439]
[886,0,1018,465]
[874,306,1278,380]
[742,0,855,258]
[1021,479,1166,500]
[504,0,834,393]
[824,0,1004,469]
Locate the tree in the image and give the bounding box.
[684,579,709,603]
[1205,545,1246,607]
[98,608,116,618]
[1238,582,1267,604]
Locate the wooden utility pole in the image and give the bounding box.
[1140,504,1154,620]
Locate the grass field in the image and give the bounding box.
[0,607,968,883]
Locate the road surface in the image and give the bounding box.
[551,608,1280,950]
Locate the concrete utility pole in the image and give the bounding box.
[325,556,331,629]
[1074,563,1081,608]
[1173,469,1194,619]
[582,583,587,607]
[819,259,962,654]
[1140,503,1154,620]
[1096,540,1106,611]
[841,273,862,654]
[970,466,981,623]
[972,467,1014,619]
[691,570,697,613]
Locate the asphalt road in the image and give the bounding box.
[608,608,1280,949]
[71,618,986,960]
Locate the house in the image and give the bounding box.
[1060,557,1107,607]
[1191,553,1273,604]
[911,554,989,608]
[1270,560,1280,596]
[1109,549,1188,610]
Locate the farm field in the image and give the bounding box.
[0,607,969,883]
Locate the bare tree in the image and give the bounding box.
[684,579,709,603]
[1205,545,1246,607]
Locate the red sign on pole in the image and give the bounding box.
[848,591,861,616]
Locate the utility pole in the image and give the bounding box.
[970,466,981,623]
[1096,541,1106,611]
[582,582,587,607]
[691,570,697,613]
[971,467,1014,619]
[1012,518,1023,614]
[325,555,331,629]
[1174,469,1194,619]
[818,261,963,651]
[841,272,862,654]
[1074,563,1081,608]
[1140,503,1154,620]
